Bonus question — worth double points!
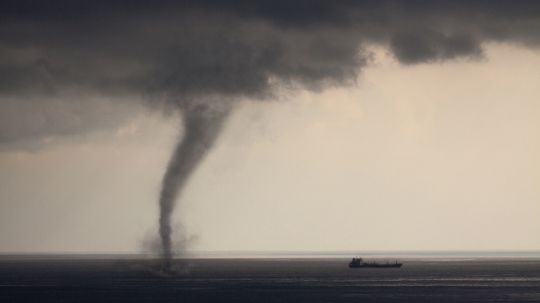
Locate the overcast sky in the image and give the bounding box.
[1,1,540,253]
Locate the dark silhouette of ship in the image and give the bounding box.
[349,257,402,268]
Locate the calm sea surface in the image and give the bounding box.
[1,256,540,302]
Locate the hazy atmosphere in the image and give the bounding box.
[1,1,540,254]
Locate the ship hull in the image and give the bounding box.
[349,264,402,268]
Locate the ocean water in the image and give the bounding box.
[1,256,540,302]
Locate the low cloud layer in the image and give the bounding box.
[1,0,540,146]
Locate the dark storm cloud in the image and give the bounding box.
[0,2,361,99]
[390,31,482,64]
[0,1,538,102]
[0,1,539,119]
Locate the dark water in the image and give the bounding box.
[1,257,540,302]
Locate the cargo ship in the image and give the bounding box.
[349,257,402,268]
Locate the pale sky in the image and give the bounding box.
[1,43,539,253]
